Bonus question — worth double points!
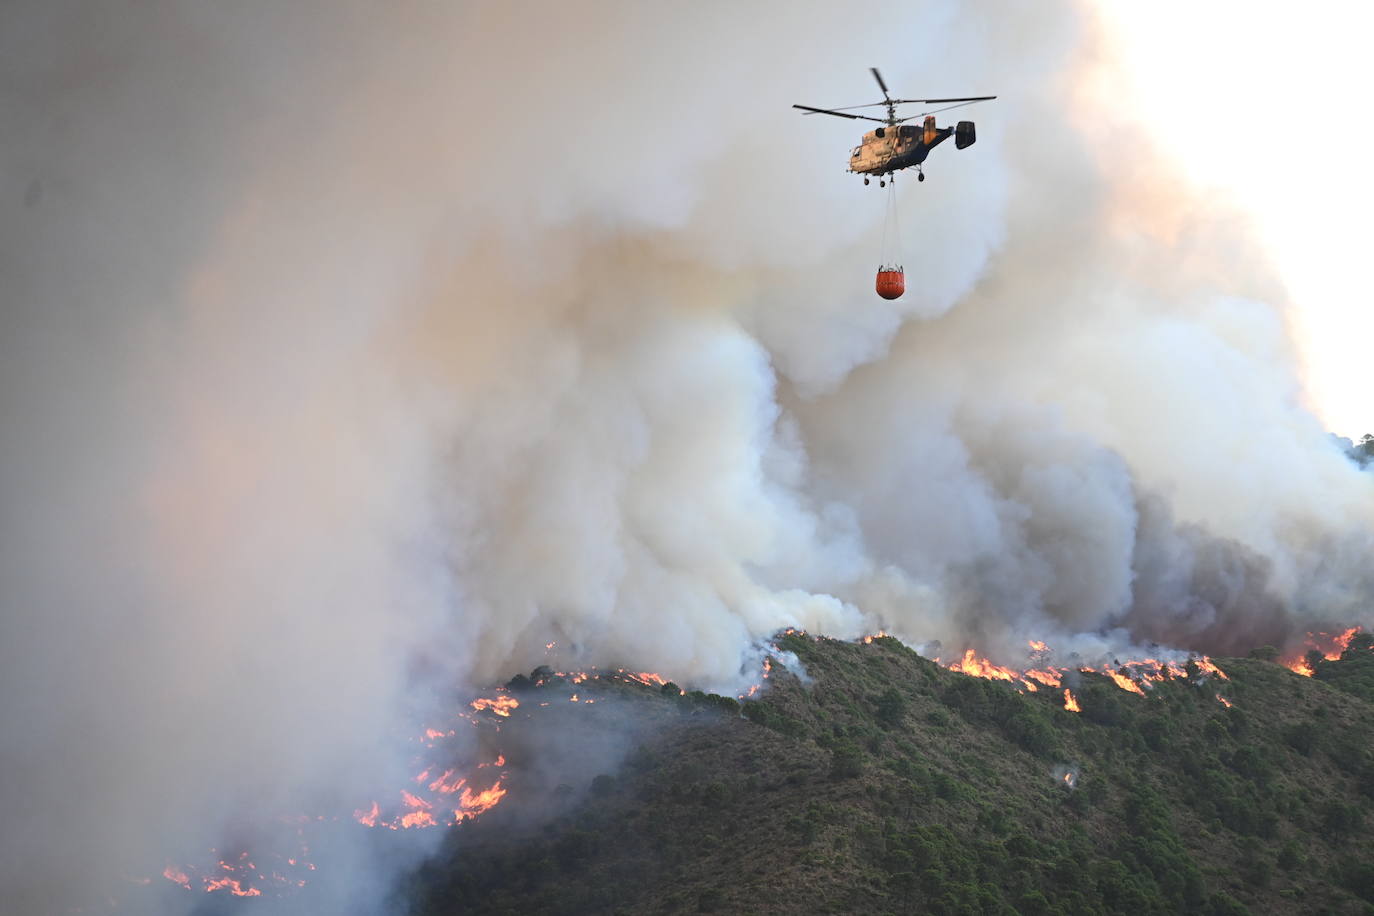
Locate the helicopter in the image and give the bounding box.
[794,68,995,185]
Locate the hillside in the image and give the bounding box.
[408,633,1374,916]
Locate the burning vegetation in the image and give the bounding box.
[406,628,1374,915]
[136,627,1374,911]
[935,643,1219,700]
[1280,627,1365,676]
[146,663,683,903]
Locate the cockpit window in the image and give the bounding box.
[851,147,861,157]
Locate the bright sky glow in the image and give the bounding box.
[1103,2,1373,438]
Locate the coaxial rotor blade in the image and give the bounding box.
[792,104,887,123]
[829,96,999,112]
[870,67,891,100]
[905,98,998,119]
[888,96,997,104]
[806,100,891,112]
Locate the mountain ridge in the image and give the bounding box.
[408,631,1374,915]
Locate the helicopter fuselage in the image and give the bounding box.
[794,70,992,183]
[849,116,952,176]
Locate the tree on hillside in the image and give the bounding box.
[1343,433,1374,468]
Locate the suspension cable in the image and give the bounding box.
[879,180,903,270]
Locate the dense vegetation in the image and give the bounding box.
[1313,632,1374,704]
[409,634,1374,915]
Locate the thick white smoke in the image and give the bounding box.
[2,0,1371,912]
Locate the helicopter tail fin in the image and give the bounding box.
[955,121,976,149]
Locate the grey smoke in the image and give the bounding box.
[2,0,1372,913]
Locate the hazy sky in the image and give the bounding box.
[1104,2,1373,439]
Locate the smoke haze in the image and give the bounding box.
[2,0,1371,911]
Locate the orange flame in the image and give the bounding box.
[552,667,670,689]
[455,779,507,821]
[1216,695,1233,708]
[398,791,437,829]
[204,876,262,897]
[354,801,380,827]
[428,769,462,794]
[470,695,519,717]
[1025,669,1063,688]
[1332,626,1360,654]
[940,641,1228,701]
[1063,689,1081,712]
[1104,670,1146,695]
[1120,658,1187,683]
[1284,658,1314,677]
[948,648,1018,681]
[1192,657,1229,680]
[399,810,436,828]
[1282,627,1362,675]
[354,743,512,832]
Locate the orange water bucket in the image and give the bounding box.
[875,266,905,300]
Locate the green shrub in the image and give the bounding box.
[1277,839,1303,871]
[875,686,907,728]
[1283,722,1319,755]
[1206,891,1252,915]
[1320,800,1363,834]
[1227,746,1269,781]
[696,887,726,912]
[1004,710,1058,757]
[1015,889,1054,916]
[1344,858,1374,904]
[741,700,804,737]
[700,780,729,806]
[830,741,864,780]
[1138,715,1172,751]
[1081,688,1128,728]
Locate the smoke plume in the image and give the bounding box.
[2,0,1371,911]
